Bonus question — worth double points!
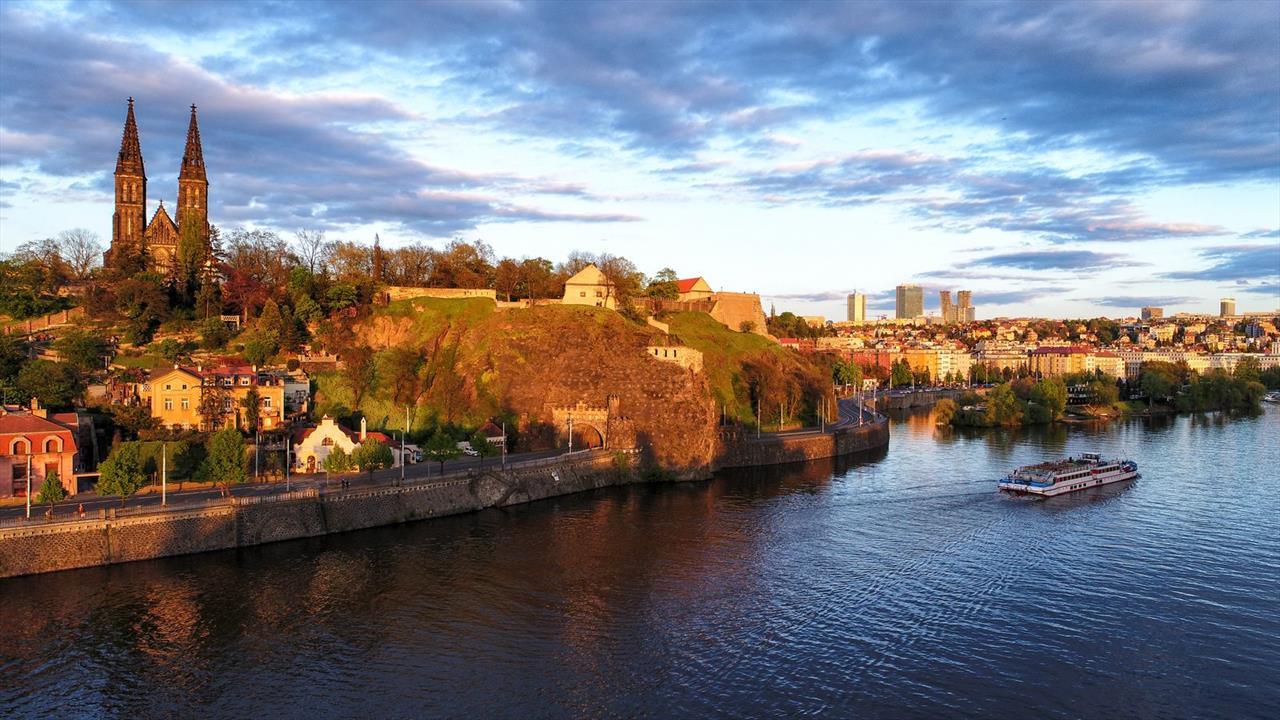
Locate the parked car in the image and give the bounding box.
[456,441,479,457]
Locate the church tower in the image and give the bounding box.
[111,98,147,255]
[175,104,209,248]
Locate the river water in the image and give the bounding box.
[3,408,1278,719]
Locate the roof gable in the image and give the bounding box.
[565,263,612,287]
[676,277,711,293]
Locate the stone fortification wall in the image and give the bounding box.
[384,287,497,302]
[0,453,637,579]
[713,419,889,469]
[709,292,768,335]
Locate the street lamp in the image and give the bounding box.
[161,441,167,507]
[567,414,574,454]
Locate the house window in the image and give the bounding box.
[164,384,171,390]
[43,437,60,453]
[322,437,334,447]
[223,399,233,411]
[240,377,250,386]
[10,438,30,455]
[579,291,586,297]
[181,398,190,410]
[595,290,603,298]
[221,378,232,386]
[262,397,272,408]
[181,384,188,390]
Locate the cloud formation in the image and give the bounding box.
[1160,245,1280,283]
[972,249,1132,272]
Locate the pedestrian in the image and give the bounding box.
[78,503,85,519]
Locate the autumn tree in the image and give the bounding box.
[201,428,249,495]
[98,442,148,506]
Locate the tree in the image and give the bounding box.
[106,403,159,440]
[384,346,426,425]
[424,430,460,473]
[201,428,249,494]
[199,316,232,350]
[985,383,1024,426]
[935,398,957,426]
[241,386,261,433]
[56,229,102,281]
[645,268,680,300]
[340,345,377,411]
[323,445,352,473]
[54,329,107,374]
[36,469,66,508]
[353,438,394,475]
[241,330,279,366]
[97,442,148,506]
[470,431,497,468]
[890,359,913,387]
[17,360,84,408]
[494,258,522,301]
[1030,378,1068,419]
[1138,367,1176,407]
[293,229,330,274]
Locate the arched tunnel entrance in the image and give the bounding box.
[568,423,605,450]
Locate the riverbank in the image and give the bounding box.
[0,413,890,578]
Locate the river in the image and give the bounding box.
[3,407,1277,719]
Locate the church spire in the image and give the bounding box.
[115,97,145,175]
[179,103,206,180]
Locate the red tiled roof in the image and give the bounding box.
[1029,346,1091,355]
[676,277,706,293]
[0,412,75,435]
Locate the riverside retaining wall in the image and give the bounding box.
[713,418,889,469]
[0,453,636,579]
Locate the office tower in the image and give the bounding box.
[1220,298,1236,317]
[1140,306,1163,321]
[847,292,866,323]
[939,291,954,323]
[896,284,923,319]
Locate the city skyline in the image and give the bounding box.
[1,1,1278,320]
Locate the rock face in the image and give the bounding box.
[348,302,718,476]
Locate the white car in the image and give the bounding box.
[456,441,479,457]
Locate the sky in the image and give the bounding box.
[1,0,1278,320]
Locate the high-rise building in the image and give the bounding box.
[1141,306,1163,321]
[939,291,954,323]
[846,292,866,323]
[896,284,923,319]
[1220,298,1236,317]
[957,290,974,322]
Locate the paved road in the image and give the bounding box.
[1,447,570,522]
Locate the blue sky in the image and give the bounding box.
[1,0,1277,319]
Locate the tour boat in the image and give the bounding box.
[999,452,1139,497]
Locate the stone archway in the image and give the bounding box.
[551,401,611,450]
[570,423,605,450]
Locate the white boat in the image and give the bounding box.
[1264,391,1280,404]
[999,452,1139,497]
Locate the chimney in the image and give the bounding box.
[29,397,47,418]
[360,417,367,442]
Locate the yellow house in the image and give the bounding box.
[562,264,616,309]
[147,365,286,431]
[675,277,713,302]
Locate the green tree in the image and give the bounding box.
[890,359,913,387]
[935,398,957,426]
[1030,378,1068,419]
[201,428,249,494]
[470,431,497,468]
[241,386,261,433]
[424,430,460,473]
[323,445,352,473]
[55,329,107,373]
[645,268,680,300]
[106,403,159,440]
[36,469,66,508]
[97,442,148,506]
[1138,367,1177,407]
[1233,356,1261,383]
[834,359,863,389]
[200,316,232,350]
[17,360,84,408]
[985,383,1025,427]
[0,334,28,388]
[241,330,279,366]
[353,438,394,475]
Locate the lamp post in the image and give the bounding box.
[568,415,574,454]
[401,406,408,486]
[501,420,507,470]
[25,456,31,520]
[285,437,291,492]
[161,442,167,507]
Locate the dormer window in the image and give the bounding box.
[240,377,250,386]
[322,437,334,447]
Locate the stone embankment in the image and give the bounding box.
[883,388,972,410]
[0,451,638,579]
[714,417,889,469]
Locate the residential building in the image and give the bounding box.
[675,277,713,302]
[801,315,826,328]
[896,284,923,319]
[1220,298,1236,317]
[1141,306,1163,321]
[957,291,975,323]
[292,416,412,473]
[1029,346,1090,377]
[846,292,866,323]
[145,365,287,432]
[0,400,83,498]
[562,264,617,309]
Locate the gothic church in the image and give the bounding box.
[106,98,210,271]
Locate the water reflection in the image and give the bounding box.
[2,409,1278,719]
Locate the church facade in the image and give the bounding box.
[106,98,210,272]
